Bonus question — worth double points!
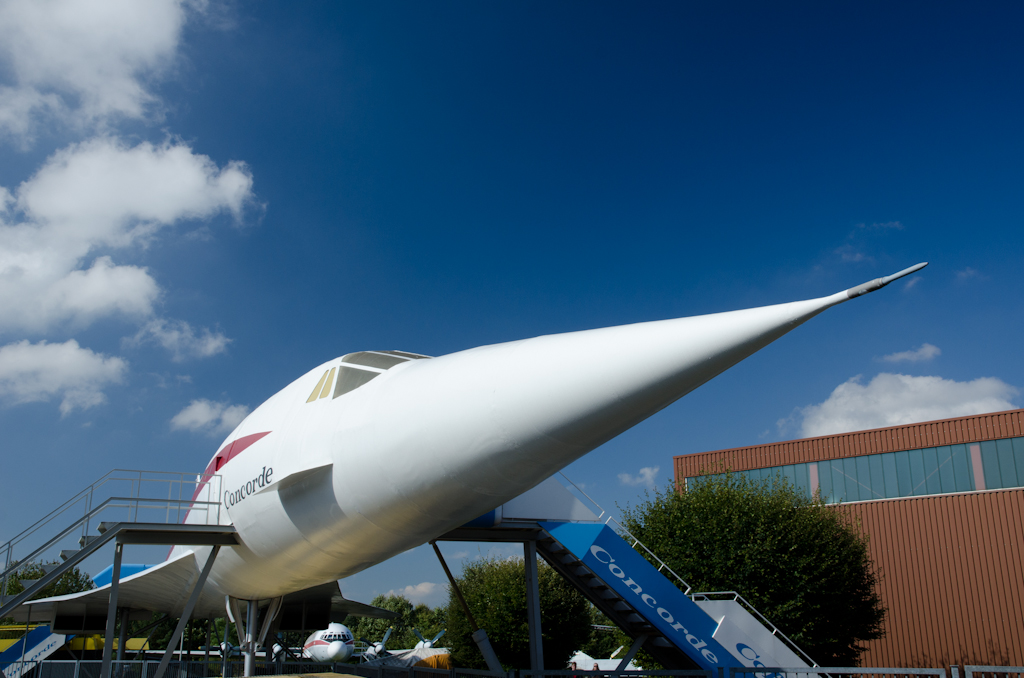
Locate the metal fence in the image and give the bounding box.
[7,663,1022,678]
[0,660,514,678]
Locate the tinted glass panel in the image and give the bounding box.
[894,451,913,497]
[831,460,849,502]
[793,463,810,499]
[935,446,956,494]
[908,449,927,496]
[1015,438,1024,487]
[951,444,972,492]
[333,366,379,398]
[378,350,431,359]
[868,455,885,499]
[849,456,866,500]
[923,447,942,495]
[818,462,833,503]
[980,440,1001,490]
[882,453,899,498]
[996,438,1017,489]
[341,351,409,370]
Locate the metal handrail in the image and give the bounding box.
[556,473,817,668]
[0,469,221,599]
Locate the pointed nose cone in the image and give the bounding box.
[366,264,926,520]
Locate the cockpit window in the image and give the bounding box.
[341,351,411,370]
[333,366,380,398]
[305,350,433,401]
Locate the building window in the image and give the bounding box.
[688,435,1024,503]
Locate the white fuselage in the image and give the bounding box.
[302,622,355,662]
[168,273,914,602]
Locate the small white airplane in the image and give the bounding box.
[301,622,356,662]
[12,263,927,673]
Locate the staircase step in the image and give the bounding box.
[97,522,117,534]
[79,535,100,547]
[18,579,39,590]
[60,549,78,561]
[40,563,59,574]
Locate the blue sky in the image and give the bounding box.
[2,1,1023,609]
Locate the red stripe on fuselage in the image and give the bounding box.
[172,430,273,558]
[191,431,273,502]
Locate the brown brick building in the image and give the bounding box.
[674,409,1024,666]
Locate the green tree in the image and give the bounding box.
[446,556,590,670]
[346,594,417,650]
[3,561,95,599]
[620,472,885,665]
[2,561,95,624]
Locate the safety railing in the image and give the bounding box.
[0,660,515,678]
[1,470,222,601]
[0,661,1001,678]
[964,668,1024,678]
[554,473,815,669]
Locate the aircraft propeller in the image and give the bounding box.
[413,628,446,649]
[360,627,393,660]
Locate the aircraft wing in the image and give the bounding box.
[277,581,398,629]
[11,552,395,633]
[10,550,220,632]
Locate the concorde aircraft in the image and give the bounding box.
[12,263,926,671]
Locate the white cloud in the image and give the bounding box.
[130,319,230,362]
[450,551,469,559]
[618,466,660,489]
[0,339,126,415]
[385,582,441,606]
[0,0,197,143]
[881,343,941,363]
[171,398,249,435]
[956,267,980,282]
[835,244,868,263]
[797,373,1018,438]
[0,137,254,334]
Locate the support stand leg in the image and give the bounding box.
[153,546,221,678]
[101,542,124,678]
[431,542,504,676]
[524,541,544,671]
[244,599,257,678]
[117,608,129,662]
[614,635,647,674]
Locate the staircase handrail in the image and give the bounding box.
[1,470,202,554]
[0,470,221,600]
[554,474,816,668]
[0,495,221,585]
[687,591,818,667]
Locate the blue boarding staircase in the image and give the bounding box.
[442,475,817,672]
[0,626,72,678]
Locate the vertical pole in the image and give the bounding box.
[221,617,231,678]
[19,599,31,675]
[205,619,212,664]
[101,541,124,678]
[153,546,220,678]
[117,607,130,661]
[523,541,544,671]
[244,600,257,678]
